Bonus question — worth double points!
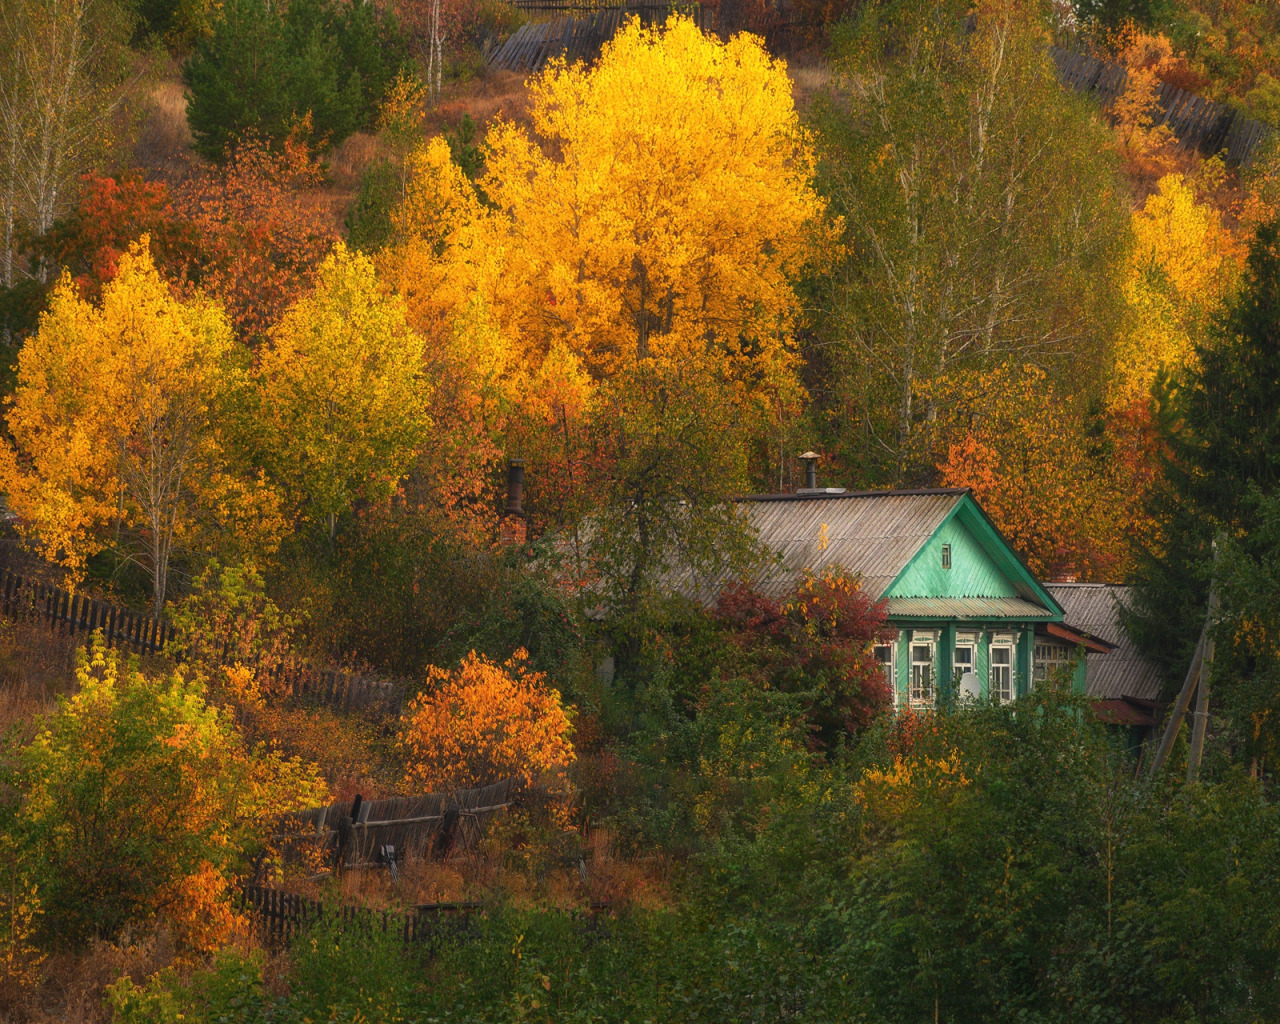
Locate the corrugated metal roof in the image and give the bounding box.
[741,490,966,600]
[886,597,1055,619]
[1045,583,1165,701]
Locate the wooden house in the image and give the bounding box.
[732,487,1115,708]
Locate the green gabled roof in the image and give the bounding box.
[884,494,1064,621]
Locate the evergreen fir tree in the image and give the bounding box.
[1128,221,1280,686]
[183,0,291,161]
[183,0,406,161]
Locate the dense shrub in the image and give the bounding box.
[0,641,326,952]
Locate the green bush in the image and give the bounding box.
[344,158,399,252]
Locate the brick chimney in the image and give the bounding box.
[500,459,527,546]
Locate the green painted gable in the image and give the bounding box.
[882,494,1063,621]
[886,514,1018,599]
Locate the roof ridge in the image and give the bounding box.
[738,487,969,503]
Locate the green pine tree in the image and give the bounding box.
[183,0,291,161]
[1127,221,1280,688]
[183,0,406,161]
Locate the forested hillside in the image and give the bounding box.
[2,0,1280,1021]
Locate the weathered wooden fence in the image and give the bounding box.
[490,7,716,72]
[0,559,403,713]
[289,781,516,867]
[488,3,802,73]
[0,565,171,654]
[242,884,612,945]
[1049,46,1273,165]
[241,884,486,944]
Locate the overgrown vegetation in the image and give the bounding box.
[3,0,1280,1019]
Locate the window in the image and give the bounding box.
[941,544,952,570]
[910,642,935,706]
[954,641,978,698]
[874,644,896,703]
[1034,643,1072,685]
[989,644,1014,703]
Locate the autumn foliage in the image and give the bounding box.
[716,570,895,745]
[398,650,575,791]
[5,642,327,953]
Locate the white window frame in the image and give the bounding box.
[989,634,1016,703]
[910,634,936,708]
[1033,642,1072,686]
[874,641,898,706]
[953,634,977,680]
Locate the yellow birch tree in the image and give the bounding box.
[253,243,433,538]
[0,239,236,613]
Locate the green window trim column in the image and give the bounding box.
[1017,628,1033,699]
[939,623,956,704]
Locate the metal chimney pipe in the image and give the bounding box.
[799,451,820,490]
[505,459,526,516]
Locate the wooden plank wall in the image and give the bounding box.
[1049,46,1273,165]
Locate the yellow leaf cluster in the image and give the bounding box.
[1115,173,1240,408]
[0,240,233,578]
[384,15,823,397]
[854,750,970,823]
[398,650,575,791]
[255,243,433,528]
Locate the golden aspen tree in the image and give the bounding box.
[0,239,236,614]
[381,17,823,604]
[388,14,824,387]
[1115,173,1241,408]
[253,243,433,538]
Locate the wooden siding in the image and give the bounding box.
[887,515,1020,601]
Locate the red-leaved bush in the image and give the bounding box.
[715,569,896,747]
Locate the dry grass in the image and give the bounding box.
[426,69,534,138]
[328,131,383,191]
[0,619,76,707]
[788,56,833,112]
[133,79,196,180]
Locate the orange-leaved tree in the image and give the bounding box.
[173,134,337,341]
[931,363,1149,580]
[398,650,574,791]
[7,640,327,953]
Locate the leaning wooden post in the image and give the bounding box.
[1150,537,1220,779]
[1186,549,1221,782]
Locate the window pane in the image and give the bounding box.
[990,645,1013,702]
[910,644,934,705]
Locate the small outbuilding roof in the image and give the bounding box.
[1044,583,1165,701]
